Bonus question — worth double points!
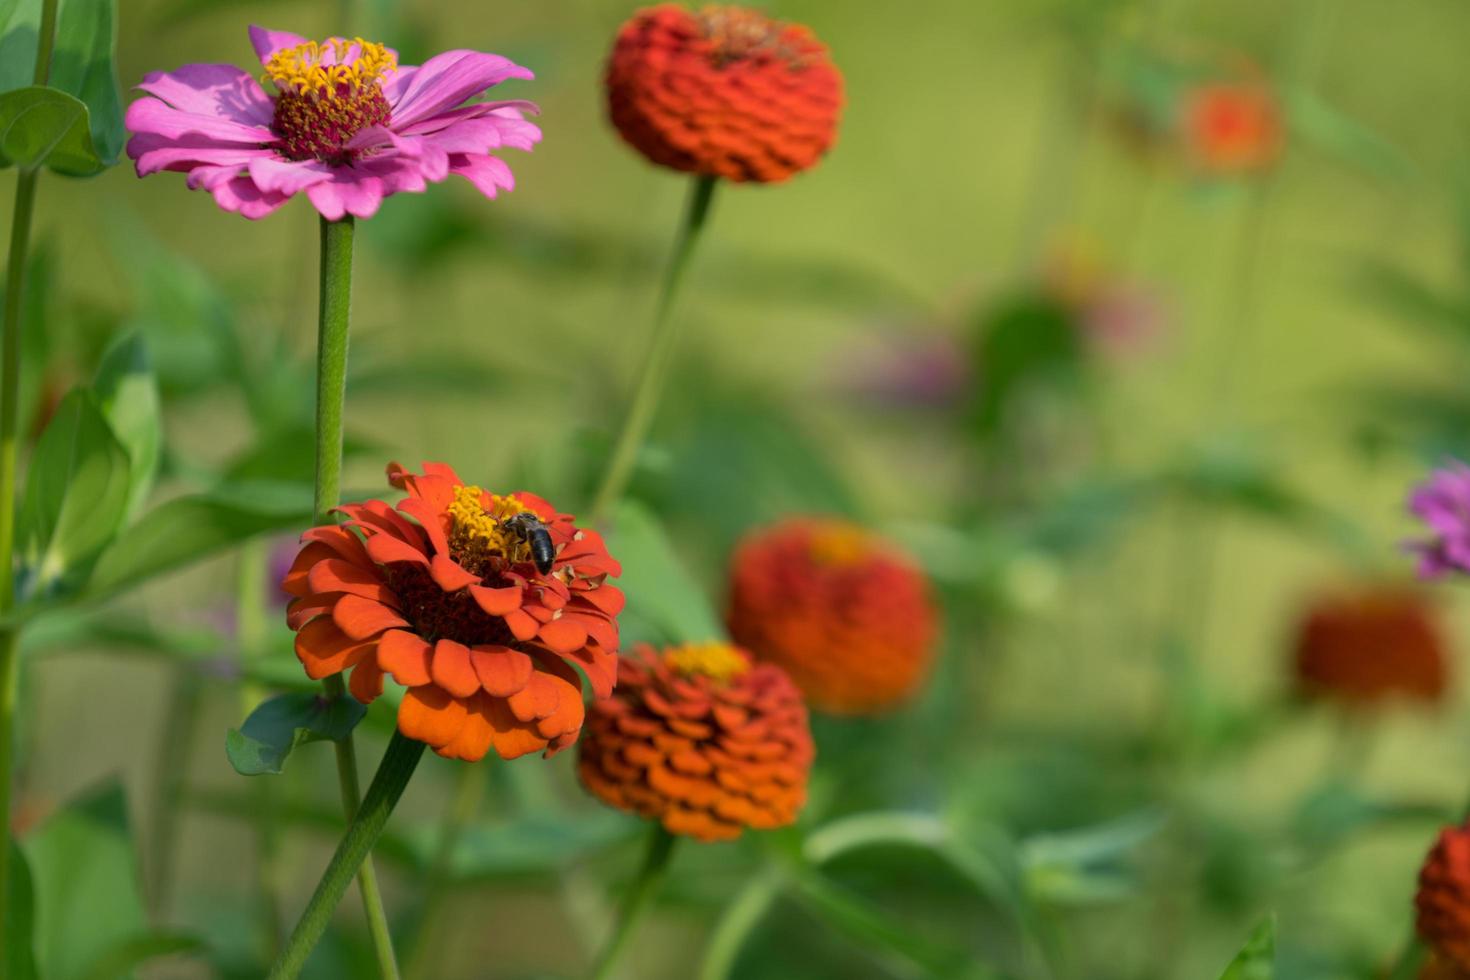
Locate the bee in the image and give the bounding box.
[502,512,557,575]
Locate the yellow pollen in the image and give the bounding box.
[665,643,749,683]
[446,485,532,573]
[807,523,871,566]
[264,37,397,99]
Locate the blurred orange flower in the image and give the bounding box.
[283,462,623,761]
[726,518,939,715]
[1182,82,1283,175]
[1291,586,1449,707]
[577,643,812,841]
[1420,824,1470,973]
[605,4,844,182]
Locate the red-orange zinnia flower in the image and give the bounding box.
[1419,824,1470,973]
[1182,82,1283,175]
[1420,955,1470,980]
[577,642,812,841]
[1291,587,1449,707]
[283,462,624,761]
[726,518,939,715]
[605,4,844,183]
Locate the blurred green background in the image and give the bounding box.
[7,0,1470,977]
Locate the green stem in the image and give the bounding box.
[403,763,485,980]
[312,215,400,980]
[0,0,59,947]
[698,867,783,980]
[588,175,717,524]
[589,825,677,980]
[268,731,425,980]
[145,668,202,917]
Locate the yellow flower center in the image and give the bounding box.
[665,643,749,683]
[264,37,397,98]
[807,523,870,566]
[447,485,533,575]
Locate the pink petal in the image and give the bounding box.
[247,156,334,195]
[125,97,274,144]
[137,63,275,126]
[450,153,515,200]
[129,134,278,177]
[305,172,386,221]
[207,176,291,219]
[249,26,310,67]
[388,50,533,128]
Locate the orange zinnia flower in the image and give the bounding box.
[605,4,844,183]
[283,462,624,761]
[1291,586,1449,707]
[577,643,812,841]
[1181,81,1283,176]
[1420,824,1470,973]
[726,518,939,715]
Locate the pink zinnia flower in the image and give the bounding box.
[125,26,541,220]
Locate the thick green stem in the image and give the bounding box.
[588,175,717,524]
[268,731,425,980]
[313,214,399,979]
[589,825,677,980]
[404,763,485,980]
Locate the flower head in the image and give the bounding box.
[1291,586,1449,707]
[1408,461,1470,579]
[283,463,623,761]
[726,518,939,715]
[1420,824,1470,973]
[125,26,541,220]
[577,642,812,841]
[605,5,843,183]
[1181,81,1282,176]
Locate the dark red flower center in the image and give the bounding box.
[386,562,517,647]
[272,88,392,165]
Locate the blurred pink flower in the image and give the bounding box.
[125,26,541,220]
[838,331,972,410]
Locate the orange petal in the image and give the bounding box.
[438,694,494,761]
[503,609,539,642]
[300,525,372,567]
[364,532,429,567]
[431,639,481,699]
[537,618,588,654]
[283,542,336,597]
[397,685,468,749]
[294,617,374,679]
[349,660,385,704]
[332,594,409,641]
[486,698,549,760]
[286,594,336,631]
[377,629,432,686]
[469,645,534,697]
[471,584,522,616]
[507,671,561,723]
[429,554,481,592]
[308,559,399,606]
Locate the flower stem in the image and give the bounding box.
[588,175,717,524]
[268,731,425,980]
[313,214,400,980]
[404,762,486,980]
[589,824,677,980]
[698,867,783,980]
[0,0,60,948]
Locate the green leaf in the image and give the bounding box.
[23,783,147,980]
[0,0,124,166]
[969,293,1084,440]
[1217,916,1275,980]
[82,486,313,605]
[4,838,38,980]
[92,331,161,517]
[78,932,203,980]
[605,499,725,645]
[226,692,368,776]
[0,86,102,174]
[16,387,129,602]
